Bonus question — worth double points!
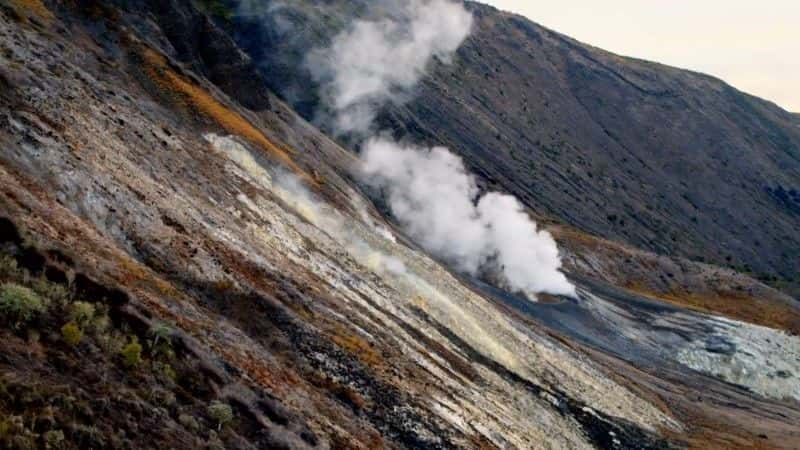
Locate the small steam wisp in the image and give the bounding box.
[308,0,473,136]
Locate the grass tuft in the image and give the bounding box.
[331,325,383,368]
[61,322,83,346]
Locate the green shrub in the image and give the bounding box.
[0,255,20,279]
[69,301,96,327]
[148,323,172,345]
[206,401,233,430]
[0,418,13,443]
[61,322,83,346]
[31,278,70,305]
[42,429,65,449]
[149,388,176,408]
[97,330,125,355]
[120,338,143,368]
[148,323,174,358]
[178,413,200,433]
[89,312,110,335]
[153,361,177,383]
[70,424,104,447]
[164,364,177,382]
[27,329,40,345]
[0,415,24,446]
[0,283,48,329]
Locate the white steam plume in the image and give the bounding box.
[308,0,473,135]
[311,0,575,298]
[362,139,575,297]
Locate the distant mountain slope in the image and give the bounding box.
[223,0,800,296]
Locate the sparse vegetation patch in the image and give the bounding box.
[0,283,48,330]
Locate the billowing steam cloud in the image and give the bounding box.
[312,0,575,298]
[308,0,473,135]
[362,139,575,297]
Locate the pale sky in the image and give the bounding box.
[481,1,800,112]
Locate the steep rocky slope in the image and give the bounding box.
[224,0,800,296]
[0,1,799,449]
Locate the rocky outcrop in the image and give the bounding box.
[94,0,273,111]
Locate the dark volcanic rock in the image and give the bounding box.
[99,0,272,111]
[704,336,736,355]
